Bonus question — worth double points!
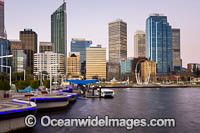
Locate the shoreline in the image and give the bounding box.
[100,84,200,88]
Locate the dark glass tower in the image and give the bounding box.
[20,29,38,73]
[146,14,173,73]
[0,38,11,74]
[51,2,67,55]
[0,0,5,37]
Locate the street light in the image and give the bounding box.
[0,55,13,59]
[50,64,58,94]
[23,70,26,80]
[0,65,12,86]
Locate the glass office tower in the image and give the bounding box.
[71,38,92,76]
[146,14,173,73]
[51,2,67,55]
[0,0,5,37]
[0,38,11,74]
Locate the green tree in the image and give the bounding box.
[101,78,106,82]
[194,68,200,77]
[30,80,40,89]
[12,72,24,81]
[16,80,30,90]
[0,80,10,91]
[26,67,33,74]
[42,71,48,75]
[92,75,99,80]
[26,74,34,81]
[43,80,50,88]
[0,72,9,80]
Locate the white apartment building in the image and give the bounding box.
[34,52,64,77]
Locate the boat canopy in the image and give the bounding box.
[67,80,99,85]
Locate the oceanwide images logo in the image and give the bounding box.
[25,115,176,129]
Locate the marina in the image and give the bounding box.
[10,87,200,133]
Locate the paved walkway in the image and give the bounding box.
[0,99,29,112]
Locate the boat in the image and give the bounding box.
[96,89,114,98]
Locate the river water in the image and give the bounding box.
[16,87,200,133]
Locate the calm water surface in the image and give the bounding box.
[17,88,200,133]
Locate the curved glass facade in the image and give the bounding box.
[146,14,173,73]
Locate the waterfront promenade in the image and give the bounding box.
[0,90,78,132]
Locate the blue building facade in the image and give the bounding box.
[146,14,173,73]
[0,38,11,74]
[71,39,92,75]
[121,59,132,74]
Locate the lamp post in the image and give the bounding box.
[0,65,12,86]
[50,64,58,94]
[0,55,13,86]
[23,70,26,80]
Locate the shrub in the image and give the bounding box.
[0,80,10,91]
[16,80,30,90]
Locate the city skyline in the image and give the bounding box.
[4,0,200,67]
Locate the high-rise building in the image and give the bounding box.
[109,19,127,63]
[71,38,92,75]
[39,42,53,53]
[106,62,121,81]
[0,37,11,74]
[10,40,26,73]
[146,14,173,73]
[20,29,37,73]
[0,0,5,37]
[86,46,106,80]
[121,58,133,74]
[51,2,67,56]
[172,28,182,71]
[66,52,81,77]
[12,50,27,73]
[34,52,64,77]
[10,40,24,50]
[187,63,200,72]
[134,30,146,58]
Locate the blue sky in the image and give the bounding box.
[5,0,200,67]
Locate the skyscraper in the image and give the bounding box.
[51,2,67,56]
[86,46,106,80]
[134,30,146,58]
[0,37,11,74]
[10,40,26,73]
[109,19,127,63]
[39,42,53,53]
[20,29,37,73]
[71,38,92,76]
[146,14,173,73]
[34,52,65,77]
[66,52,81,77]
[0,0,5,37]
[172,28,182,70]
